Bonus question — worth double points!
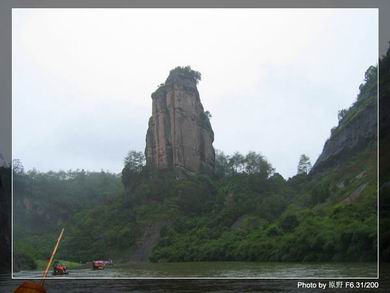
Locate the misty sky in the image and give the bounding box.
[12,8,378,178]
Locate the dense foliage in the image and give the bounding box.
[152,65,202,98]
[13,168,123,263]
[167,66,201,85]
[14,145,376,264]
[148,148,376,263]
[13,60,379,266]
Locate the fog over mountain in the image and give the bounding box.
[12,9,377,178]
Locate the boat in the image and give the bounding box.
[14,228,65,292]
[52,261,69,275]
[92,260,106,270]
[14,281,47,293]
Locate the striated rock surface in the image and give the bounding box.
[311,81,377,173]
[145,66,215,175]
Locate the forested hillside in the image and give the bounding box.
[13,58,380,269]
[13,169,123,270]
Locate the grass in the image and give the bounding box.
[35,259,84,270]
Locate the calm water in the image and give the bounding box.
[13,261,377,279]
[3,263,389,292]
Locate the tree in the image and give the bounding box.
[223,151,274,177]
[168,66,201,84]
[358,65,377,101]
[123,151,145,173]
[364,65,377,82]
[122,151,146,196]
[297,154,311,175]
[215,150,229,176]
[228,152,245,173]
[12,159,24,174]
[337,109,347,122]
[245,151,274,177]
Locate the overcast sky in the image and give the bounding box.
[12,8,378,178]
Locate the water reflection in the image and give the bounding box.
[13,262,377,279]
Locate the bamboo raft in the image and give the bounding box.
[14,228,65,293]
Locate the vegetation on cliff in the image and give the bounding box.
[13,59,380,265]
[14,145,376,263]
[166,66,201,85]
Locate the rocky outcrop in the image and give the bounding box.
[145,67,215,175]
[129,220,171,262]
[311,63,378,174]
[311,95,377,173]
[341,182,368,204]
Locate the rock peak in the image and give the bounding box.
[166,66,201,84]
[145,66,215,175]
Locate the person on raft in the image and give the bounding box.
[53,260,67,274]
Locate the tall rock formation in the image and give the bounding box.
[145,66,215,175]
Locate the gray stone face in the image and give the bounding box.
[145,70,215,175]
[311,99,377,173]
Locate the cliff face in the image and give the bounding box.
[311,69,377,173]
[145,67,215,175]
[311,101,376,172]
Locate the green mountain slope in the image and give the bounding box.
[13,57,380,266]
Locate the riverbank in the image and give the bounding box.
[35,259,85,270]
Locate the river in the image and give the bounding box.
[13,261,377,278]
[3,262,388,292]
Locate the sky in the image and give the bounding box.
[12,8,378,178]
